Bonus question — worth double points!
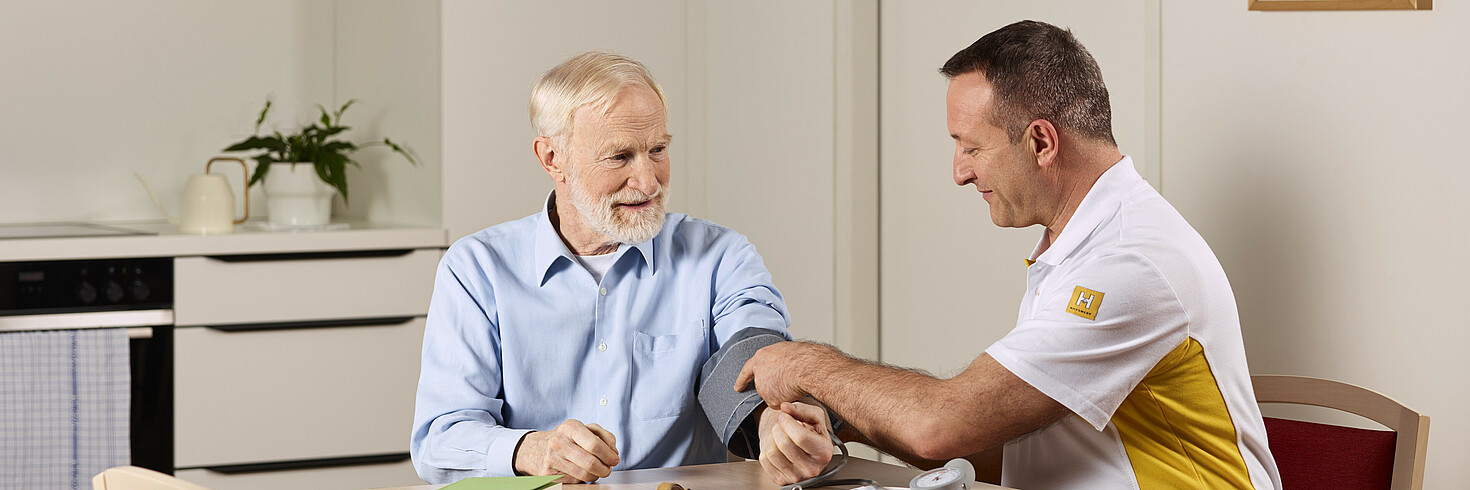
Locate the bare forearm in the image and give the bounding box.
[738,342,1067,463]
[838,424,1001,484]
[801,350,1065,462]
[800,351,965,460]
[838,425,942,469]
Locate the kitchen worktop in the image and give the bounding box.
[0,220,447,261]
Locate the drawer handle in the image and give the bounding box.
[204,316,417,333]
[205,249,415,262]
[200,452,410,474]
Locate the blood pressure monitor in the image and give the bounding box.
[909,458,976,490]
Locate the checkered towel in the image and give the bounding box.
[1,328,131,490]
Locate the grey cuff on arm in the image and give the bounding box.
[696,327,787,459]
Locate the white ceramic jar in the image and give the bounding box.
[263,162,334,228]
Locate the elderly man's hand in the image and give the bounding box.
[734,341,838,406]
[757,402,836,485]
[513,419,620,482]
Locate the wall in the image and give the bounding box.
[701,1,836,345]
[333,0,442,226]
[0,1,333,224]
[1161,3,1467,487]
[0,1,441,228]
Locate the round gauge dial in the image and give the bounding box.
[910,467,966,490]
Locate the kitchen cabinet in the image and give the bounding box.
[0,221,445,489]
[173,319,426,468]
[168,239,441,490]
[172,250,438,326]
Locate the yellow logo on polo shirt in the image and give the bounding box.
[1067,286,1104,320]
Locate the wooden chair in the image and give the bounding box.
[92,466,210,490]
[1252,375,1429,490]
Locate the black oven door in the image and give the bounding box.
[131,324,173,474]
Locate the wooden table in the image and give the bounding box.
[377,457,1011,489]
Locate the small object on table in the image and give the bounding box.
[909,458,976,490]
[655,483,687,490]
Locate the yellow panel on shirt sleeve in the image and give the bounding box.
[1112,338,1256,489]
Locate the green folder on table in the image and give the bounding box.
[439,475,561,490]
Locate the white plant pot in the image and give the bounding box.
[263,162,335,228]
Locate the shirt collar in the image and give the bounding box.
[534,191,658,286]
[1032,155,1139,266]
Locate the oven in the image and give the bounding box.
[0,257,174,475]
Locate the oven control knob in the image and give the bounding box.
[77,282,98,304]
[130,280,151,302]
[105,281,125,303]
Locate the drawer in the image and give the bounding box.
[174,318,425,468]
[176,458,423,490]
[173,249,440,326]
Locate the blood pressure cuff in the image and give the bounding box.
[697,327,788,459]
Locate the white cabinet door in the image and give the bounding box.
[173,318,425,468]
[173,249,439,326]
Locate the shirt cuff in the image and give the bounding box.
[489,428,535,477]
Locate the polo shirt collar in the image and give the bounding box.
[1032,156,1139,266]
[535,191,657,286]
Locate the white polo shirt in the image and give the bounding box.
[986,157,1281,489]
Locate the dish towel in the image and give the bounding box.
[1,328,131,490]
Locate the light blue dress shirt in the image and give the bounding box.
[410,197,792,483]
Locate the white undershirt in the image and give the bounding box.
[573,252,619,284]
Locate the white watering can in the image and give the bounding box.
[136,157,250,234]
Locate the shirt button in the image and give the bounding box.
[598,342,607,352]
[600,287,607,296]
[599,397,608,407]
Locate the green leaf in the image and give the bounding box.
[319,126,349,139]
[286,134,307,162]
[315,152,351,204]
[253,98,273,134]
[383,137,420,166]
[321,140,355,154]
[226,95,418,200]
[223,135,285,153]
[333,99,357,124]
[248,155,275,187]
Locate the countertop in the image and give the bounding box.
[0,220,448,261]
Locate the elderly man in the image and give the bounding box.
[737,21,1282,489]
[410,52,808,484]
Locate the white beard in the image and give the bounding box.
[566,172,668,245]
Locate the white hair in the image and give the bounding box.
[529,51,667,145]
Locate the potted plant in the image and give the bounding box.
[221,98,418,228]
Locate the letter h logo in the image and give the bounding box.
[1067,286,1104,321]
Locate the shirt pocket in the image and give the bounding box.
[630,322,707,421]
[634,332,684,354]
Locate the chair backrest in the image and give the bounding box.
[1252,374,1430,490]
[92,466,211,490]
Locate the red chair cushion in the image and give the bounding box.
[1263,416,1396,490]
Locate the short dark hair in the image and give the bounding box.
[940,20,1115,145]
